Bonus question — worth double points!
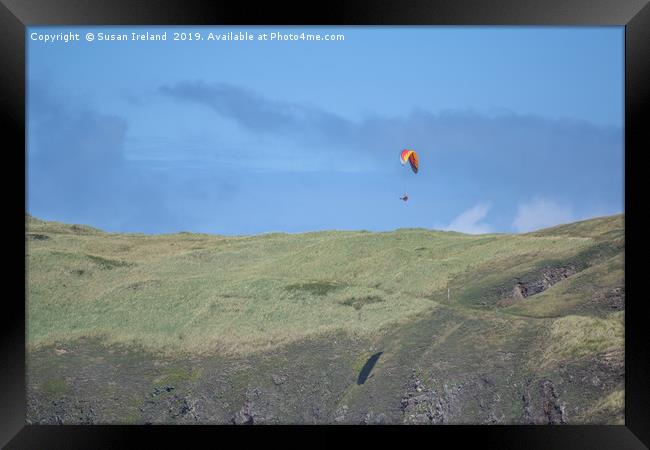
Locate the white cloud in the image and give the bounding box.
[513,198,574,233]
[445,203,492,234]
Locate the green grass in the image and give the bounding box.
[42,378,67,396]
[579,389,624,424]
[526,214,624,240]
[26,214,623,357]
[153,366,203,388]
[536,314,624,369]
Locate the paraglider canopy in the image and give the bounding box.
[400,149,419,174]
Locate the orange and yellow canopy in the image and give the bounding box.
[400,149,419,174]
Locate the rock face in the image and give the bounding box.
[26,332,624,425]
[514,266,577,300]
[521,379,567,424]
[333,405,348,423]
[231,387,273,425]
[400,371,459,424]
[539,380,567,424]
[140,386,199,424]
[232,402,255,425]
[500,265,578,306]
[512,283,527,301]
[26,393,98,425]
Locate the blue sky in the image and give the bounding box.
[27,26,624,235]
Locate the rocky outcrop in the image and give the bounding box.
[518,266,576,297]
[26,233,50,241]
[363,411,388,424]
[231,387,275,424]
[140,385,199,423]
[400,371,459,424]
[521,378,567,424]
[539,380,567,424]
[502,266,578,305]
[333,404,348,423]
[232,401,255,424]
[588,287,624,310]
[26,393,98,425]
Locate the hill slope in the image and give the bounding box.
[25,214,624,424]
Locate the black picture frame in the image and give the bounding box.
[2,0,648,447]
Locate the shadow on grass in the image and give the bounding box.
[357,351,383,385]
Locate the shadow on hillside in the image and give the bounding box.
[357,352,383,385]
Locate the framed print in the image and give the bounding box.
[2,0,648,447]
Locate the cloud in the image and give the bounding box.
[512,198,575,232]
[445,203,493,234]
[159,80,352,140]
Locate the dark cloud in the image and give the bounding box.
[27,82,183,232]
[159,80,353,141]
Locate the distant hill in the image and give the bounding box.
[25,214,624,424]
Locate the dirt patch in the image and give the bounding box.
[340,295,384,310]
[285,281,342,296]
[124,279,163,291]
[85,254,132,270]
[588,287,624,311]
[26,233,50,241]
[69,224,100,235]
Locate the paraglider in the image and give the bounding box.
[399,149,418,201]
[400,149,419,174]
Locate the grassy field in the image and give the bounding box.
[26,213,624,424]
[26,213,623,356]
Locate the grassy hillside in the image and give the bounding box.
[25,214,624,424]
